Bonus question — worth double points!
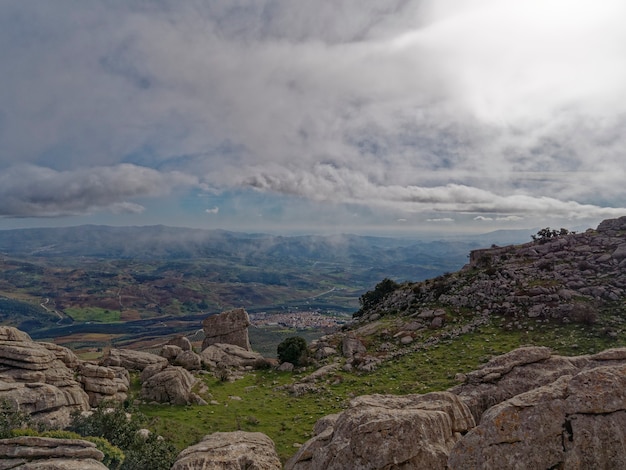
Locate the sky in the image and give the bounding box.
[1,0,625,236]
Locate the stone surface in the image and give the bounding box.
[200,343,264,370]
[286,391,474,470]
[201,308,252,351]
[78,362,129,407]
[0,436,107,469]
[171,431,281,470]
[167,336,193,352]
[140,365,203,405]
[449,364,626,469]
[100,348,168,371]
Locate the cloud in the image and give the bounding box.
[0,164,197,217]
[205,207,220,214]
[0,1,625,228]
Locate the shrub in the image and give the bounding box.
[0,398,30,438]
[68,402,176,470]
[354,278,399,317]
[277,336,309,367]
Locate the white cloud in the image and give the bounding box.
[427,218,455,222]
[205,207,220,214]
[0,1,625,229]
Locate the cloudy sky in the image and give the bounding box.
[1,0,625,235]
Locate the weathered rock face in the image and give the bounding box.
[78,362,129,407]
[100,348,168,371]
[286,392,475,470]
[160,345,202,371]
[356,216,626,324]
[449,363,626,469]
[0,436,108,469]
[0,326,32,342]
[167,336,193,352]
[141,365,205,405]
[171,431,281,470]
[200,343,264,370]
[201,308,252,351]
[0,335,90,429]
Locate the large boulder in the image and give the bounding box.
[201,308,252,351]
[0,326,32,342]
[448,363,626,469]
[141,365,204,405]
[0,436,107,469]
[171,431,281,470]
[286,392,475,470]
[100,348,168,371]
[78,362,129,407]
[200,343,264,370]
[160,345,202,371]
[0,334,90,429]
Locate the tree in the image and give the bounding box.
[277,336,309,366]
[354,278,399,317]
[531,227,570,244]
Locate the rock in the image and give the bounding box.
[140,365,202,405]
[201,308,252,351]
[341,333,366,359]
[200,343,264,370]
[161,344,183,361]
[286,392,474,470]
[167,336,193,352]
[100,348,168,371]
[0,436,107,469]
[277,362,294,372]
[449,364,626,469]
[174,351,202,371]
[78,362,128,406]
[0,326,32,342]
[171,431,281,470]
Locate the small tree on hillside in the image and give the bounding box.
[354,278,399,317]
[277,336,309,366]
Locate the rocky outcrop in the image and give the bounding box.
[290,346,626,469]
[78,363,129,407]
[286,392,475,470]
[141,364,205,405]
[357,216,626,324]
[0,436,107,469]
[201,308,252,351]
[100,348,168,371]
[160,345,202,371]
[0,330,90,429]
[449,363,626,469]
[167,336,193,352]
[200,343,264,370]
[171,431,281,470]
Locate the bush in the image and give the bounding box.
[354,278,399,317]
[0,398,30,438]
[277,336,309,367]
[68,402,176,470]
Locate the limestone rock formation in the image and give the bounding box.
[449,363,626,469]
[160,345,202,371]
[171,431,281,470]
[78,362,129,407]
[201,308,252,351]
[100,348,168,371]
[200,343,264,370]
[141,364,205,405]
[0,333,90,429]
[0,436,107,469]
[167,336,193,352]
[286,392,475,470]
[0,326,32,342]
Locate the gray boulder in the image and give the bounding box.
[200,343,264,370]
[141,365,204,405]
[100,348,168,371]
[0,436,107,469]
[201,308,252,351]
[449,364,626,469]
[171,431,281,470]
[286,391,475,470]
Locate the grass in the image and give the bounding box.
[138,309,626,464]
[63,307,121,323]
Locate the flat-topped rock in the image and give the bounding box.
[0,436,107,469]
[172,431,281,470]
[100,348,168,371]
